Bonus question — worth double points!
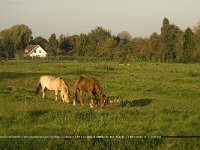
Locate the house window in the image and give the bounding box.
[39,50,42,53]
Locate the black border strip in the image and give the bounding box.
[161,136,200,138]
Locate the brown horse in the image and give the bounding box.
[36,75,70,103]
[72,76,106,108]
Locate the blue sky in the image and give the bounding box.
[0,0,200,38]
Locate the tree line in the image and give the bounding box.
[0,18,200,63]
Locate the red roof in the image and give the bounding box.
[24,45,38,54]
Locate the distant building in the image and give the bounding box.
[24,45,47,58]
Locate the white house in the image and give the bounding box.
[24,45,47,58]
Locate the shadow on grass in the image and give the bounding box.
[28,109,50,118]
[119,99,154,107]
[0,72,46,80]
[106,97,154,107]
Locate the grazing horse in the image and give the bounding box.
[72,76,106,108]
[36,75,70,103]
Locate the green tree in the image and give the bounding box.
[87,27,112,56]
[11,24,32,51]
[0,24,32,59]
[58,34,73,54]
[33,36,48,49]
[163,17,169,27]
[193,20,200,62]
[149,32,161,62]
[183,28,196,63]
[161,18,182,62]
[97,37,116,59]
[46,33,59,56]
[0,38,2,59]
[0,30,15,59]
[116,37,133,63]
[174,30,184,63]
[74,33,88,56]
[117,31,132,42]
[131,37,150,62]
[161,17,172,62]
[194,20,200,43]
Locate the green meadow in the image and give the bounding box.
[0,60,200,149]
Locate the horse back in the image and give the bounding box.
[40,75,63,91]
[73,76,103,94]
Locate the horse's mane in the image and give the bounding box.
[62,79,70,94]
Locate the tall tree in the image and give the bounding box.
[183,28,196,63]
[161,18,170,62]
[161,18,182,62]
[149,32,161,62]
[33,36,48,49]
[97,37,116,59]
[74,33,88,56]
[46,33,59,56]
[0,38,2,59]
[58,34,72,54]
[116,37,133,63]
[87,27,112,56]
[117,31,132,42]
[0,29,15,59]
[194,20,200,43]
[131,37,151,62]
[0,24,32,59]
[11,24,32,51]
[193,20,200,62]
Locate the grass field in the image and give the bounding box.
[0,60,200,149]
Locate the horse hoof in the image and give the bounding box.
[73,101,76,106]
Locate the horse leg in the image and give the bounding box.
[60,91,64,102]
[89,92,94,108]
[42,87,46,99]
[73,88,77,106]
[79,91,84,107]
[55,90,58,101]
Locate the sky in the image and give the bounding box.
[0,0,200,38]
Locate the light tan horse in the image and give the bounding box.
[72,76,106,108]
[36,75,70,103]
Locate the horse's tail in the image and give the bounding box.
[35,80,41,94]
